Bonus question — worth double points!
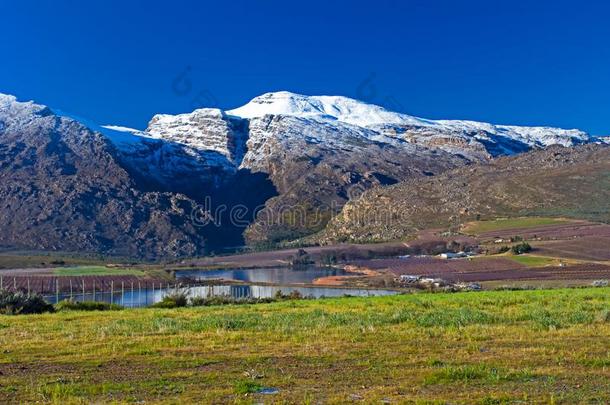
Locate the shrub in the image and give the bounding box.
[55,299,123,312]
[189,295,213,307]
[190,295,277,307]
[189,291,306,307]
[511,242,532,255]
[0,290,55,315]
[319,251,338,266]
[288,249,313,265]
[233,379,263,395]
[274,290,303,300]
[151,289,189,308]
[497,246,510,254]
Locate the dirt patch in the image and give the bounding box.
[312,265,381,286]
[477,222,610,241]
[534,236,610,261]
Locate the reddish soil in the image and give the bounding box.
[350,257,610,282]
[183,232,477,269]
[183,242,414,268]
[477,222,610,262]
[312,265,381,285]
[534,237,610,261]
[476,221,609,240]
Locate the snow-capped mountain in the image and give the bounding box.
[101,110,248,194]
[108,91,591,165]
[101,91,592,185]
[0,90,600,252]
[0,93,209,259]
[227,91,428,127]
[227,91,589,149]
[93,91,595,245]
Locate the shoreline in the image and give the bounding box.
[312,264,382,286]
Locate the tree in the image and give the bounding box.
[511,242,532,255]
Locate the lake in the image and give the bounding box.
[174,265,351,284]
[42,265,398,307]
[44,284,398,308]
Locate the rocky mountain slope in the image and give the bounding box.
[318,144,610,244]
[0,94,208,259]
[100,91,595,246]
[0,90,602,257]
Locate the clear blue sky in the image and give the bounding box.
[1,0,609,134]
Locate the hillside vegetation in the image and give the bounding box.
[320,145,610,244]
[1,288,609,403]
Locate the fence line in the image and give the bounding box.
[0,275,201,308]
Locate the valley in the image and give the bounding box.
[0,90,608,404]
[2,3,610,404]
[2,216,609,301]
[2,91,607,259]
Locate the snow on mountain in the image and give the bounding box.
[227,91,590,150]
[0,93,17,106]
[145,108,248,165]
[0,93,53,126]
[72,90,590,192]
[0,92,211,259]
[0,91,595,189]
[594,135,610,145]
[227,91,432,128]
[0,90,603,249]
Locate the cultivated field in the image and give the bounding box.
[352,256,610,283]
[535,236,610,261]
[462,217,573,235]
[465,219,610,262]
[0,288,609,403]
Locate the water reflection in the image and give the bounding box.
[42,266,398,308]
[175,266,350,284]
[44,284,397,308]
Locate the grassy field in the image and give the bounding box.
[1,289,609,403]
[462,217,570,235]
[506,255,563,268]
[0,254,112,270]
[52,266,145,277]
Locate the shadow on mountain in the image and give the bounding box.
[207,169,278,252]
[478,133,532,156]
[111,138,278,253]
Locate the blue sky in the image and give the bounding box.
[1,0,609,134]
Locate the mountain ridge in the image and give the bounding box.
[104,91,593,154]
[318,143,610,245]
[0,94,212,259]
[0,90,606,256]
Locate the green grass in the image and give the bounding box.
[233,380,264,394]
[423,364,538,385]
[463,217,571,235]
[1,288,609,403]
[52,266,145,277]
[507,255,562,267]
[55,300,124,312]
[0,254,111,269]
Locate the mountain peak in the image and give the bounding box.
[0,92,55,121]
[227,91,428,127]
[227,91,332,119]
[0,92,17,105]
